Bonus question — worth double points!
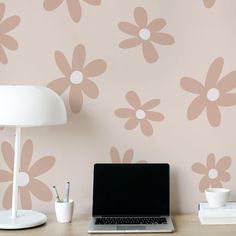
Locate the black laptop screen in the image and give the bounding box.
[92,163,170,216]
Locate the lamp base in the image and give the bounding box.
[0,210,47,229]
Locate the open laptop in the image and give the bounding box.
[88,163,174,233]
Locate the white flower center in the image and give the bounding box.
[208,168,218,179]
[139,28,151,40]
[70,70,84,84]
[135,109,146,120]
[207,88,220,101]
[18,172,30,187]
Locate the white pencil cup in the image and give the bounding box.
[55,199,74,223]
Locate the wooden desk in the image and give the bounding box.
[0,214,235,236]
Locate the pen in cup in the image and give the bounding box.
[64,182,70,202]
[53,185,62,202]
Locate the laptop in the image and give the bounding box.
[88,163,174,233]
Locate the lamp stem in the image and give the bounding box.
[11,127,21,219]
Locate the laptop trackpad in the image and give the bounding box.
[117,226,146,231]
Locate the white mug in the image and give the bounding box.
[205,188,230,208]
[55,199,74,223]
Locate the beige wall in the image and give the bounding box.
[0,0,236,214]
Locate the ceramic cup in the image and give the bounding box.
[55,199,74,223]
[205,188,230,208]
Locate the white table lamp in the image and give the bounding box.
[0,85,67,229]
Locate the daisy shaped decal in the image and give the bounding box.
[181,57,236,127]
[44,0,101,23]
[118,7,174,63]
[48,44,107,113]
[0,139,55,209]
[115,91,164,136]
[0,3,20,64]
[110,147,146,163]
[192,153,232,192]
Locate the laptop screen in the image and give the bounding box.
[92,163,170,217]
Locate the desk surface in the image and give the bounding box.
[0,214,235,236]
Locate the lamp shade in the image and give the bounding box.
[0,85,67,127]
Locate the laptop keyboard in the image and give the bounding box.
[95,217,167,225]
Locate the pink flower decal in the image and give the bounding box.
[43,0,101,23]
[203,0,216,8]
[180,57,236,127]
[47,44,107,113]
[115,91,164,136]
[0,139,55,209]
[0,3,20,64]
[118,7,174,63]
[110,147,146,163]
[192,153,232,193]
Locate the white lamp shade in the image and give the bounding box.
[0,85,67,127]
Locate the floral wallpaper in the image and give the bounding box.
[115,90,164,136]
[43,0,101,23]
[180,57,236,127]
[47,44,107,113]
[0,3,20,64]
[118,7,174,63]
[0,139,55,209]
[192,153,232,192]
[0,0,236,214]
[110,147,146,164]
